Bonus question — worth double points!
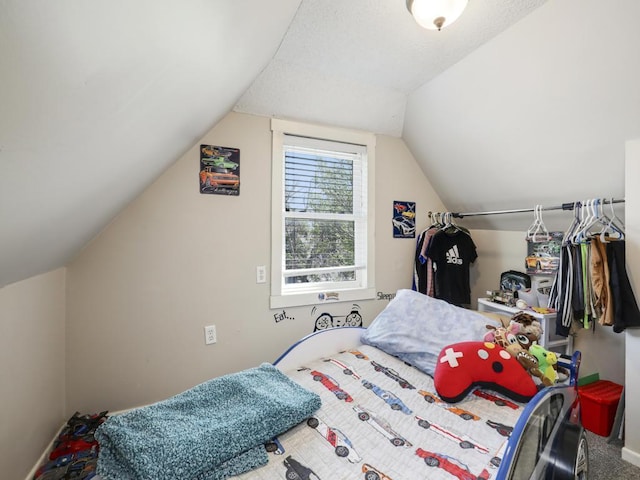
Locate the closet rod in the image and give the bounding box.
[452,198,625,219]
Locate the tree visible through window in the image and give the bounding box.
[284,149,356,284]
[270,119,375,308]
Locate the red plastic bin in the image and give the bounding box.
[578,380,623,437]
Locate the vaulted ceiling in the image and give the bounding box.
[234,0,547,137]
[2,0,638,288]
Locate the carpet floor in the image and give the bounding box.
[586,430,640,479]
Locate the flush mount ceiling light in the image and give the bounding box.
[406,0,469,31]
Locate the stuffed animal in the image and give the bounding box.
[485,324,555,385]
[485,316,560,385]
[483,325,509,346]
[484,321,534,355]
[529,343,558,384]
[515,350,553,387]
[510,312,543,345]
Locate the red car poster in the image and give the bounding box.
[199,145,240,195]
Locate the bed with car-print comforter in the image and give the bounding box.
[95,290,587,480]
[244,343,522,480]
[237,290,587,480]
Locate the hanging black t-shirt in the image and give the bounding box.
[426,229,477,306]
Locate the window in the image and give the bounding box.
[270,119,376,308]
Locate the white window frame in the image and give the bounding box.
[270,118,376,309]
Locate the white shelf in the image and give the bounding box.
[477,298,573,355]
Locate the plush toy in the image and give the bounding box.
[529,343,558,384]
[484,320,557,386]
[510,312,543,345]
[483,325,508,346]
[484,321,534,355]
[514,349,553,387]
[434,342,538,403]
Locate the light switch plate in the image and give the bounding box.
[256,265,266,283]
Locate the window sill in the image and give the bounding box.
[270,287,376,309]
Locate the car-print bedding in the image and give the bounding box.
[236,344,523,480]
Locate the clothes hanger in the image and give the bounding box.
[576,198,613,243]
[526,205,551,242]
[608,198,625,236]
[425,212,440,237]
[600,198,625,242]
[590,198,616,239]
[534,205,551,242]
[422,212,438,235]
[443,212,452,231]
[426,212,435,229]
[571,199,592,245]
[591,198,607,233]
[525,205,538,241]
[445,212,470,235]
[562,202,581,245]
[574,198,598,243]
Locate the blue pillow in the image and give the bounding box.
[361,289,500,377]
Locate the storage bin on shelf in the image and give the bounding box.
[578,380,623,437]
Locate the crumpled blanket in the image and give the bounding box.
[95,363,321,480]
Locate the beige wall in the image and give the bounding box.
[623,141,640,466]
[0,268,66,480]
[65,112,446,413]
[469,229,526,304]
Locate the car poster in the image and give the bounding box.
[199,145,240,196]
[525,231,562,275]
[392,201,416,238]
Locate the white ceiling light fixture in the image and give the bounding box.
[406,0,469,31]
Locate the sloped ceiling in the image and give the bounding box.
[403,0,638,232]
[235,0,547,137]
[2,0,637,288]
[0,0,301,287]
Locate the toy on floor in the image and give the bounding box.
[33,411,108,480]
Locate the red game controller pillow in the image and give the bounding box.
[434,341,538,403]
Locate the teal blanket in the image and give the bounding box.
[95,363,321,480]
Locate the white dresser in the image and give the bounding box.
[477,298,573,355]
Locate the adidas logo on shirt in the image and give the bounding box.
[446,245,463,265]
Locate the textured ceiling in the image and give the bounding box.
[238,0,635,235]
[235,0,547,136]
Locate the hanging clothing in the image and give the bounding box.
[606,240,640,333]
[590,237,612,326]
[570,245,585,323]
[552,235,640,335]
[413,223,441,297]
[420,226,438,297]
[413,229,430,294]
[553,245,573,337]
[426,229,477,306]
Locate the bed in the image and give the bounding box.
[92,290,587,480]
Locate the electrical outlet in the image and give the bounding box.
[256,265,266,284]
[204,325,217,345]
